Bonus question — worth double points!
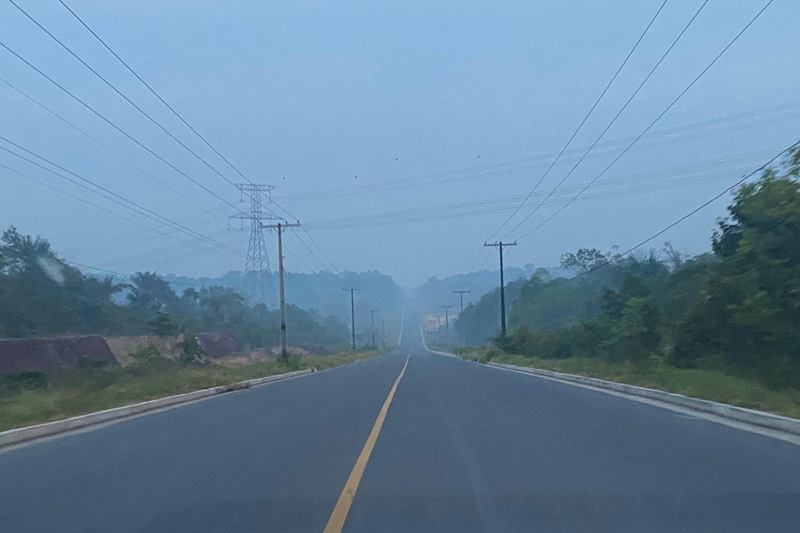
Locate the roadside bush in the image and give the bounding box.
[0,371,47,392]
[277,351,303,371]
[132,344,161,363]
[180,331,205,364]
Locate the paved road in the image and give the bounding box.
[2,315,800,532]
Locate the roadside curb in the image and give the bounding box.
[0,368,313,449]
[486,361,800,437]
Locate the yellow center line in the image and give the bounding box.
[323,353,411,532]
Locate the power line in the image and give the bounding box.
[79,228,242,273]
[0,135,241,256]
[56,0,257,186]
[63,260,126,278]
[500,0,711,241]
[486,0,669,241]
[514,0,775,242]
[263,194,342,274]
[0,75,209,213]
[0,39,240,211]
[0,161,183,242]
[571,136,799,282]
[278,98,800,204]
[9,0,242,190]
[291,229,340,274]
[44,1,342,277]
[27,0,346,276]
[300,149,768,230]
[282,243,342,290]
[459,139,795,300]
[62,260,221,288]
[267,196,342,274]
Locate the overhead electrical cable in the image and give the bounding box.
[570,136,799,281]
[9,0,243,189]
[56,0,259,186]
[0,39,240,211]
[500,0,711,240]
[0,162,182,241]
[277,99,800,203]
[41,1,348,275]
[513,0,775,241]
[0,75,208,212]
[0,136,242,256]
[486,0,669,241]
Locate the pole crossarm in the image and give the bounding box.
[259,221,301,354]
[452,289,471,313]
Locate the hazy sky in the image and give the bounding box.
[1,0,798,287]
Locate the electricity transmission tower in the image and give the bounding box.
[484,241,517,336]
[229,184,281,302]
[229,184,281,273]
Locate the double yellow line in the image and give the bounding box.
[324,354,410,532]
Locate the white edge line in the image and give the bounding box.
[426,346,800,446]
[0,368,313,451]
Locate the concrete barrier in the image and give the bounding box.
[487,361,800,437]
[0,368,313,449]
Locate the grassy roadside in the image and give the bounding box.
[454,346,800,420]
[0,350,377,432]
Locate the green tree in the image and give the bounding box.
[679,169,800,387]
[127,272,177,316]
[199,286,246,324]
[146,312,178,336]
[180,331,204,364]
[607,296,660,363]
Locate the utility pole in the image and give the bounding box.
[261,221,301,355]
[441,305,454,338]
[229,184,280,302]
[484,241,517,336]
[452,289,471,313]
[381,318,386,347]
[343,287,361,350]
[370,309,378,346]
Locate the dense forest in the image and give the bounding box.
[0,228,349,349]
[162,268,405,335]
[416,264,556,315]
[454,150,800,390]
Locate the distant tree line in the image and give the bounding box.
[0,229,348,349]
[455,149,800,390]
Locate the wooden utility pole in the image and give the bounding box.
[452,289,471,313]
[343,287,361,350]
[370,309,378,346]
[261,221,300,354]
[441,305,454,338]
[484,241,517,336]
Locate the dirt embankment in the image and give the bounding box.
[105,332,244,366]
[0,336,118,374]
[1,331,335,372]
[104,335,183,366]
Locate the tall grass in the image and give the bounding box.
[0,351,377,431]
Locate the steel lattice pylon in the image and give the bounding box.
[229,184,281,274]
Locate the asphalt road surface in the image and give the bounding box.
[2,315,800,532]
